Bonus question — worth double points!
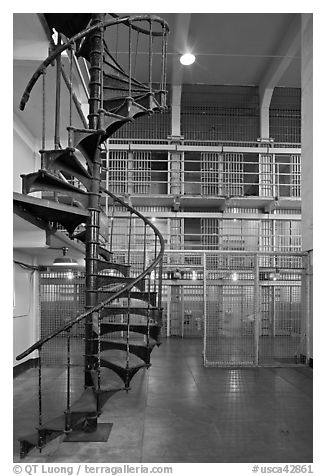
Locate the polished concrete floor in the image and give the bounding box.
[13,338,313,463]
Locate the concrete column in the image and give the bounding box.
[171,84,182,137]
[301,13,313,362]
[259,87,274,139]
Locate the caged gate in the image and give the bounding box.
[160,250,309,367]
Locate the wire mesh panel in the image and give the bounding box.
[203,251,307,367]
[169,285,183,336]
[183,285,204,337]
[258,284,303,365]
[39,271,86,367]
[204,253,257,366]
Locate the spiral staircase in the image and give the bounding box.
[14,13,169,458]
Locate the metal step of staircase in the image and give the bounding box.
[98,322,161,342]
[99,339,156,364]
[97,275,146,292]
[41,148,92,189]
[95,356,147,389]
[100,306,159,319]
[96,259,131,275]
[21,169,89,198]
[98,290,157,306]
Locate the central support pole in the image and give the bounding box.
[85,13,105,390]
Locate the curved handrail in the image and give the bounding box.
[16,186,165,361]
[19,14,169,111]
[108,13,169,36]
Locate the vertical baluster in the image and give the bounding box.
[38,347,43,451]
[97,313,101,411]
[148,19,153,94]
[41,69,46,169]
[146,268,151,364]
[65,328,71,432]
[110,200,116,253]
[163,29,168,95]
[126,290,131,388]
[69,44,73,131]
[127,212,133,265]
[143,223,147,271]
[158,257,163,310]
[160,26,165,94]
[54,33,62,150]
[128,21,132,98]
[153,235,158,295]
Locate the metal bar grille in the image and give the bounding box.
[133,151,151,194]
[201,218,219,250]
[201,152,220,196]
[108,150,128,194]
[223,153,244,196]
[290,154,301,197]
[259,154,274,197]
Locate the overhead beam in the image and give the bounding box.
[259,14,301,138]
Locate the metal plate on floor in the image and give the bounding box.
[64,423,113,442]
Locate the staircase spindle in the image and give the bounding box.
[133,31,139,77]
[160,28,164,92]
[128,21,132,98]
[143,223,147,271]
[126,291,131,373]
[97,313,101,411]
[127,212,133,265]
[153,235,158,294]
[100,26,104,111]
[38,347,43,451]
[65,328,71,432]
[54,33,62,150]
[69,45,73,131]
[41,69,46,169]
[148,20,153,93]
[110,200,116,253]
[163,28,168,94]
[146,274,151,352]
[158,258,163,309]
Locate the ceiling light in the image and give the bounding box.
[52,247,79,267]
[180,53,196,65]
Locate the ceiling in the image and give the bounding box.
[13,12,302,141]
[111,12,301,88]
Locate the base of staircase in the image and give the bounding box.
[64,423,113,442]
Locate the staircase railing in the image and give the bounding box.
[16,185,165,445]
[19,14,169,112]
[15,13,168,457]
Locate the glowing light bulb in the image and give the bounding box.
[180,53,196,65]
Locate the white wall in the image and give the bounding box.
[13,115,40,193]
[13,251,39,365]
